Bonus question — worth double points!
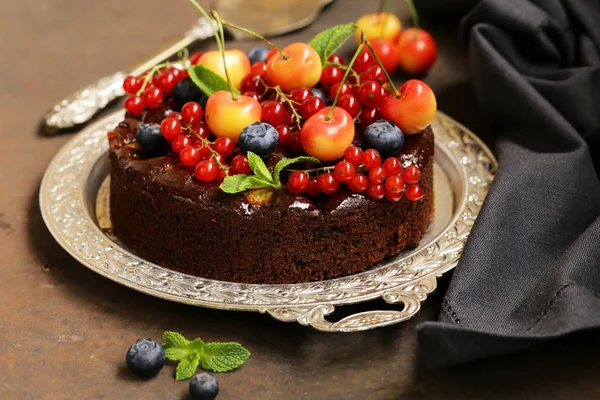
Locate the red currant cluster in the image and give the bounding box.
[287,145,423,202]
[123,66,189,115]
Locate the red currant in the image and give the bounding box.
[329,82,354,99]
[385,175,405,194]
[306,177,321,197]
[217,168,231,183]
[327,53,344,64]
[320,66,344,89]
[385,190,403,202]
[300,96,325,119]
[142,86,164,109]
[337,94,361,118]
[189,51,205,65]
[344,145,363,166]
[262,101,289,126]
[230,154,251,175]
[348,173,368,193]
[241,73,264,93]
[357,81,385,107]
[361,65,386,85]
[156,70,176,93]
[124,95,144,115]
[160,117,182,140]
[366,183,385,200]
[171,135,191,153]
[287,171,309,194]
[405,184,423,201]
[191,121,210,139]
[250,61,267,76]
[169,67,184,84]
[363,149,381,169]
[197,143,212,160]
[353,50,375,73]
[166,111,182,120]
[317,172,341,194]
[276,125,291,148]
[242,91,261,102]
[213,137,235,157]
[333,161,356,182]
[403,165,421,184]
[181,102,203,124]
[383,157,402,176]
[289,87,312,104]
[360,107,381,127]
[368,166,387,184]
[123,75,142,95]
[180,146,201,167]
[194,159,218,182]
[266,48,278,61]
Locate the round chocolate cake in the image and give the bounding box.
[108,113,434,284]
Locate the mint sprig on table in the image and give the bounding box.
[187,64,240,96]
[220,152,320,194]
[163,331,250,380]
[309,22,357,64]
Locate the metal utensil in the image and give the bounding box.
[43,0,333,134]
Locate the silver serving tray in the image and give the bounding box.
[40,111,496,332]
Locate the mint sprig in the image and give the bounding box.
[187,64,240,96]
[219,152,320,194]
[162,331,250,380]
[309,23,357,64]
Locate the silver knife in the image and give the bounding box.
[43,0,334,134]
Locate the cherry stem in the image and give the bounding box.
[406,0,420,30]
[209,10,238,100]
[365,38,401,97]
[327,32,367,120]
[188,0,222,51]
[377,0,391,39]
[216,15,289,60]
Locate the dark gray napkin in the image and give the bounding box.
[415,0,600,367]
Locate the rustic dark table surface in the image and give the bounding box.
[2,0,600,399]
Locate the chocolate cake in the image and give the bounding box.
[108,112,434,284]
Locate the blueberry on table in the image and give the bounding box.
[125,339,165,378]
[239,122,279,157]
[136,123,168,157]
[189,373,219,400]
[363,119,405,157]
[173,77,207,109]
[246,46,270,64]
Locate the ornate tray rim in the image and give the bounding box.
[40,111,496,332]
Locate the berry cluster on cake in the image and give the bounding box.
[107,6,437,284]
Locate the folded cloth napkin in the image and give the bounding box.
[415,0,600,367]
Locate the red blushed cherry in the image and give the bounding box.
[306,177,321,197]
[337,94,361,119]
[348,173,368,193]
[360,106,380,127]
[123,75,142,94]
[320,66,344,89]
[366,182,385,200]
[290,87,312,104]
[397,28,437,75]
[363,39,400,74]
[189,51,205,65]
[333,160,356,182]
[355,13,402,44]
[357,81,386,107]
[250,61,267,76]
[266,48,278,61]
[276,125,291,148]
[317,172,341,194]
[124,95,144,115]
[287,171,309,194]
[205,91,262,142]
[160,117,182,141]
[403,165,421,184]
[180,146,201,167]
[172,135,191,153]
[380,80,437,135]
[194,159,219,182]
[230,154,251,175]
[181,102,203,124]
[405,184,423,201]
[142,86,164,109]
[299,96,325,119]
[198,50,251,90]
[300,107,355,162]
[265,43,322,91]
[261,101,289,126]
[213,137,235,157]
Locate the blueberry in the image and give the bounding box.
[363,119,405,157]
[189,373,219,400]
[246,46,270,64]
[136,123,169,157]
[125,339,165,378]
[173,77,207,110]
[310,87,328,103]
[239,122,279,157]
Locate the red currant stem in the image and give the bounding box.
[406,0,420,30]
[271,85,303,130]
[210,10,238,100]
[189,0,223,51]
[216,16,289,60]
[189,129,228,173]
[327,36,366,120]
[365,39,401,97]
[136,62,169,96]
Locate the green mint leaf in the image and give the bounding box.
[272,156,321,186]
[198,342,251,373]
[187,64,239,96]
[239,176,277,191]
[219,174,249,194]
[246,152,274,183]
[309,23,357,64]
[164,347,190,361]
[163,331,189,349]
[175,354,200,381]
[188,338,205,353]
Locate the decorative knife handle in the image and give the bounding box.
[43,17,215,134]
